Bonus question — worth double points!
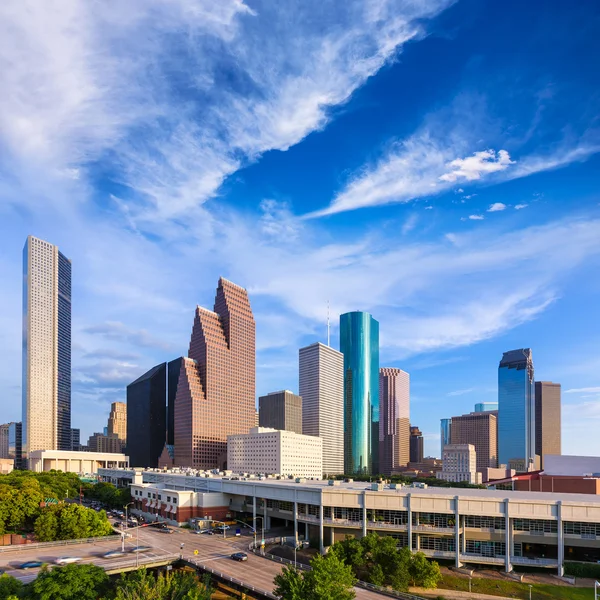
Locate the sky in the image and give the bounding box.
[1,0,599,458]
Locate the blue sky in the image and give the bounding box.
[1,0,599,458]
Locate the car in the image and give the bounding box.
[203,530,215,535]
[18,561,43,570]
[55,556,82,565]
[129,546,152,553]
[195,529,209,534]
[230,552,248,562]
[160,527,174,534]
[216,525,230,530]
[102,550,126,559]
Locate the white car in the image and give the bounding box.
[55,556,82,565]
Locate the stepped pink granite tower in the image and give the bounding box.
[171,278,255,469]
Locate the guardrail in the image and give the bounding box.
[0,534,123,553]
[186,558,279,599]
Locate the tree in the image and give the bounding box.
[409,552,442,589]
[30,564,109,600]
[274,552,356,600]
[34,509,59,542]
[113,569,213,600]
[0,574,23,600]
[34,504,112,542]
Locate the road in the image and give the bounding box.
[0,524,383,598]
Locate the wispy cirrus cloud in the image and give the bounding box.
[447,388,474,396]
[564,387,600,394]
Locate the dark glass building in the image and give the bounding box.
[126,363,167,467]
[410,426,424,463]
[340,311,379,475]
[57,251,72,450]
[8,422,22,470]
[498,349,535,469]
[258,390,303,434]
[71,428,80,452]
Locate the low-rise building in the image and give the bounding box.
[437,444,482,484]
[29,450,129,474]
[227,427,322,478]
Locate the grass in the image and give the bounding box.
[438,574,592,599]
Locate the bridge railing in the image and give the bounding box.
[0,534,125,553]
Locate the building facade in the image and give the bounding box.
[101,467,600,574]
[299,342,344,476]
[70,428,80,452]
[258,390,302,434]
[22,236,72,463]
[127,362,167,467]
[0,424,9,458]
[174,278,256,469]
[475,402,499,412]
[107,401,127,443]
[498,349,535,469]
[440,418,452,459]
[227,427,323,478]
[8,422,23,469]
[410,426,424,464]
[437,444,481,484]
[167,358,184,446]
[450,411,498,470]
[30,450,128,474]
[379,368,410,475]
[340,311,379,475]
[535,381,561,469]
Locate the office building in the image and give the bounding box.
[227,427,322,478]
[379,368,410,475]
[410,426,424,464]
[22,236,72,463]
[0,424,9,458]
[107,402,127,443]
[498,349,535,470]
[340,311,379,475]
[440,418,452,458]
[535,382,561,469]
[437,444,481,484]
[8,422,23,469]
[167,358,184,446]
[101,467,600,575]
[173,278,255,469]
[127,362,167,467]
[475,402,498,413]
[70,428,80,452]
[259,390,302,434]
[299,342,344,476]
[450,411,498,470]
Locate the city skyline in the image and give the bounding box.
[1,2,599,458]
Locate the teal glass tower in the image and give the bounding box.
[340,311,379,475]
[498,348,535,469]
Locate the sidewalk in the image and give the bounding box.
[410,588,513,600]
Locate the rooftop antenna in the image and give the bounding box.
[327,299,330,347]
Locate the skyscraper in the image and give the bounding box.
[498,349,535,470]
[340,311,379,475]
[535,381,561,469]
[173,278,255,469]
[299,342,344,475]
[0,424,9,458]
[9,422,23,469]
[259,390,302,434]
[126,363,167,467]
[410,426,424,463]
[107,402,127,444]
[70,428,80,452]
[167,358,184,446]
[474,402,498,413]
[379,368,410,475]
[450,411,498,470]
[440,418,452,458]
[22,235,72,463]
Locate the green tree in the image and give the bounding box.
[34,504,112,542]
[33,508,59,542]
[30,564,109,600]
[409,552,442,589]
[113,569,213,600]
[274,553,356,600]
[0,574,24,599]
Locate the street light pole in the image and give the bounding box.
[595,580,599,600]
[124,502,133,531]
[468,577,472,593]
[528,584,532,600]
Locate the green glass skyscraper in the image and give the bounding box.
[340,311,379,475]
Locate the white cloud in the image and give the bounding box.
[447,388,474,397]
[439,149,514,183]
[401,213,419,235]
[515,203,528,210]
[425,206,433,210]
[488,202,507,212]
[468,214,484,220]
[564,387,600,394]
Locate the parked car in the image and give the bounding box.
[17,561,43,570]
[55,557,81,565]
[102,550,126,559]
[129,546,152,553]
[161,528,174,534]
[230,552,248,562]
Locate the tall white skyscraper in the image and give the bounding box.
[22,236,72,463]
[299,342,344,475]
